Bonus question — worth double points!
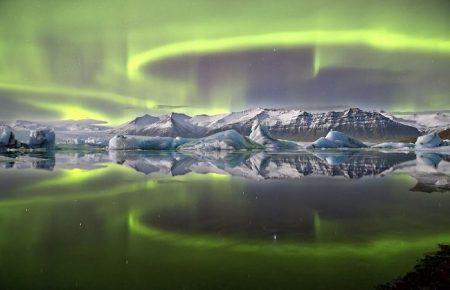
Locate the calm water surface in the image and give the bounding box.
[0,150,449,289]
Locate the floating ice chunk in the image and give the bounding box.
[415,132,443,148]
[325,130,367,148]
[0,125,18,148]
[248,121,299,150]
[307,137,339,149]
[85,137,108,146]
[108,135,190,150]
[28,129,55,149]
[307,130,367,149]
[179,130,263,151]
[372,142,414,149]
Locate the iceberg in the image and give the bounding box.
[372,142,415,149]
[85,137,109,147]
[178,130,263,151]
[0,125,19,149]
[308,137,339,149]
[307,130,367,149]
[28,129,55,149]
[415,132,443,149]
[108,135,190,150]
[248,121,299,150]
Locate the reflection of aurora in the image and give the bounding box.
[0,158,450,290]
[2,161,447,255]
[128,211,450,257]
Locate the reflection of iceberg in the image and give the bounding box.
[2,150,446,193]
[109,151,193,176]
[388,153,449,192]
[313,152,350,165]
[0,152,55,170]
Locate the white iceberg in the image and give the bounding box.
[28,129,55,149]
[248,121,299,150]
[415,132,443,148]
[0,125,18,148]
[307,130,367,149]
[108,135,190,150]
[308,137,339,149]
[85,137,108,147]
[372,142,415,149]
[178,130,263,151]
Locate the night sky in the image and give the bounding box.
[0,0,449,124]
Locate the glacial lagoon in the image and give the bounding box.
[0,149,449,289]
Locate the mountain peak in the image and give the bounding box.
[344,107,364,115]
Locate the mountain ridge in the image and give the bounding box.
[111,108,420,141]
[112,107,421,142]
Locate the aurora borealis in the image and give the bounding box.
[0,0,449,124]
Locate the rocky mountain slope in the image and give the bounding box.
[383,111,450,133]
[111,113,205,138]
[114,108,421,142]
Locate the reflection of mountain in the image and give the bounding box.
[1,151,448,193]
[108,151,417,180]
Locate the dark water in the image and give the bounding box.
[0,150,449,290]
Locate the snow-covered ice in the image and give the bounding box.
[178,130,263,151]
[307,130,367,149]
[108,135,190,150]
[28,129,55,149]
[0,125,18,148]
[372,142,415,149]
[248,120,299,150]
[415,132,444,149]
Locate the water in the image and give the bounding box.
[0,150,449,289]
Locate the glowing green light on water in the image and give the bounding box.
[128,211,450,258]
[30,167,112,188]
[128,30,450,79]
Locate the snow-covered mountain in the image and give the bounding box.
[10,119,111,132]
[114,108,421,141]
[111,113,206,138]
[382,111,450,133]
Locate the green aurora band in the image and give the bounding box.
[0,0,449,123]
[128,30,450,79]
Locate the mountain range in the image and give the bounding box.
[112,108,421,142]
[7,119,111,132]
